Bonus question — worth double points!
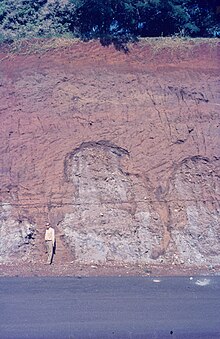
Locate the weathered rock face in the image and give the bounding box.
[0,204,35,262]
[62,141,161,264]
[0,38,219,266]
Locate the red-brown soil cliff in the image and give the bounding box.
[0,38,219,272]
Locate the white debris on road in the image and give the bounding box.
[195,278,210,286]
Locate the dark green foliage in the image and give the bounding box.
[73,0,115,36]
[0,0,219,44]
[0,0,75,41]
[70,0,219,37]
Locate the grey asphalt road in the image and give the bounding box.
[0,276,220,339]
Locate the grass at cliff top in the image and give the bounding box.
[0,36,219,55]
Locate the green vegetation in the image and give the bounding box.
[0,0,219,44]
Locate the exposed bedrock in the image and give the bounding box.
[168,156,220,266]
[61,144,220,265]
[0,204,36,262]
[61,141,163,264]
[0,39,219,265]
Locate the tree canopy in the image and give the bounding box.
[0,0,219,43]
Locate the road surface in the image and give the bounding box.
[1,276,220,338]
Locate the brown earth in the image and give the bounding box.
[0,37,220,277]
